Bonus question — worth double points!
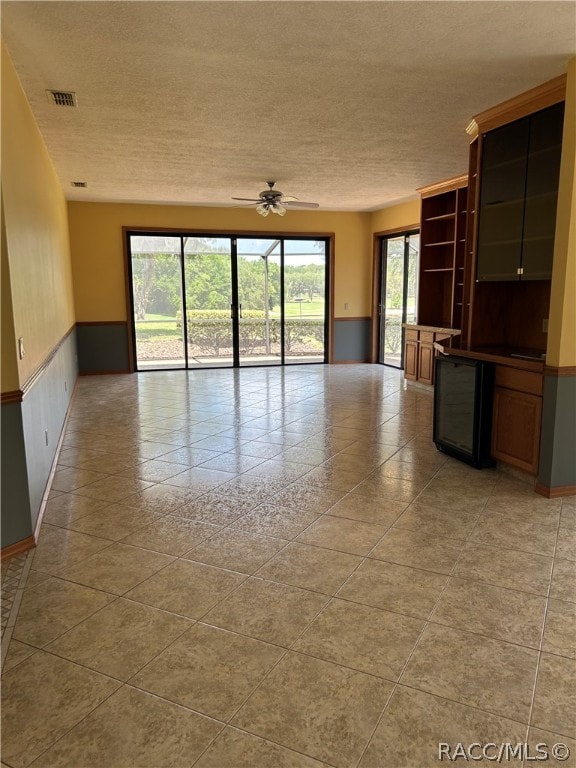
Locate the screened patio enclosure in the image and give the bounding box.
[127,233,329,370]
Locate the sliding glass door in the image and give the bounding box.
[127,232,329,370]
[129,235,186,370]
[184,237,235,368]
[237,239,282,366]
[377,231,419,368]
[284,240,327,365]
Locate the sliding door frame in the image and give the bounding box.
[370,225,419,366]
[123,227,334,372]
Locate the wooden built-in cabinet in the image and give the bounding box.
[408,75,566,479]
[463,77,565,355]
[417,176,468,329]
[460,75,565,476]
[492,365,543,475]
[404,326,460,386]
[476,102,564,282]
[402,176,467,387]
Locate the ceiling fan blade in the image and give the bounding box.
[283,201,319,209]
[279,195,298,202]
[231,197,261,202]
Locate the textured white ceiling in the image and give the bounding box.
[2,1,575,211]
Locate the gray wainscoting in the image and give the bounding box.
[1,330,78,549]
[333,318,371,363]
[76,323,130,374]
[539,373,576,489]
[1,402,32,546]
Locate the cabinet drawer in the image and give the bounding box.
[495,366,543,395]
[419,331,435,343]
[405,329,418,341]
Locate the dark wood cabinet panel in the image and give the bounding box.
[476,102,564,283]
[492,386,542,474]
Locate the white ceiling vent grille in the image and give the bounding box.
[46,90,77,107]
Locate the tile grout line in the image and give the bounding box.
[7,368,569,768]
[352,476,514,768]
[351,515,474,768]
[1,549,35,671]
[524,496,563,741]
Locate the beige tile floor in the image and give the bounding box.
[1,364,575,768]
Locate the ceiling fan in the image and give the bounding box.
[232,181,319,217]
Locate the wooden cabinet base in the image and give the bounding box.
[403,326,460,386]
[492,386,542,475]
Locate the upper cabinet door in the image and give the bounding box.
[477,119,530,281]
[522,102,565,280]
[476,103,564,283]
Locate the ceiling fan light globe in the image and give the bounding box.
[273,204,287,216]
[256,203,270,217]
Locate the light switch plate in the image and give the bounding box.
[18,337,25,359]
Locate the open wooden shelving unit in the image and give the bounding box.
[417,174,468,331]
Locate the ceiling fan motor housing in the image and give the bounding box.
[261,184,283,201]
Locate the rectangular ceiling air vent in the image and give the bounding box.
[70,181,87,188]
[46,90,77,107]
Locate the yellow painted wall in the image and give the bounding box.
[371,199,420,234]
[548,56,576,368]
[1,43,75,386]
[67,203,373,320]
[67,198,424,329]
[1,194,20,392]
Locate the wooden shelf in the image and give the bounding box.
[480,238,522,247]
[483,198,524,208]
[528,143,562,158]
[416,175,468,331]
[484,155,526,172]
[425,213,456,222]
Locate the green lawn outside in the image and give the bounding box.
[135,300,325,341]
[278,300,325,318]
[135,316,180,342]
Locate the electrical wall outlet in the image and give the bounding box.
[344,302,349,310]
[542,318,549,333]
[18,337,25,359]
[45,430,49,446]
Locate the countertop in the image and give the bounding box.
[403,324,461,335]
[438,344,546,372]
